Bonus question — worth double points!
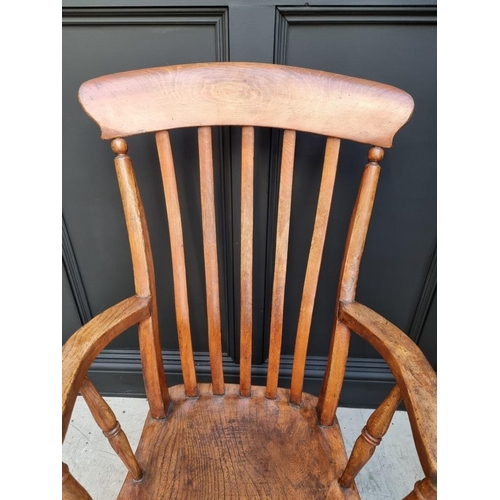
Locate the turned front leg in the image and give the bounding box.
[62,463,92,500]
[339,384,402,488]
[80,376,143,480]
[403,477,437,499]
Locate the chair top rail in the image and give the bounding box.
[79,62,414,147]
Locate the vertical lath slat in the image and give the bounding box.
[239,126,255,397]
[317,147,383,425]
[198,126,225,395]
[156,131,198,397]
[265,130,297,399]
[289,137,340,405]
[113,138,170,418]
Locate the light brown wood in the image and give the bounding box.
[80,376,143,480]
[266,130,296,399]
[239,126,254,397]
[117,384,360,500]
[156,130,198,397]
[402,478,437,500]
[62,296,151,440]
[338,301,437,484]
[65,62,434,500]
[198,126,225,395]
[339,153,382,302]
[318,155,381,425]
[114,139,170,418]
[290,137,340,405]
[339,385,402,487]
[79,62,413,147]
[63,463,92,500]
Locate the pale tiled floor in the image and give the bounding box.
[63,396,423,499]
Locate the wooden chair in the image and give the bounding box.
[62,62,436,499]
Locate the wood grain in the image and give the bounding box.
[266,130,296,399]
[339,385,402,487]
[67,62,432,499]
[403,478,437,500]
[79,62,414,147]
[114,139,170,418]
[317,160,381,425]
[80,376,143,480]
[156,130,198,397]
[63,463,92,500]
[290,137,340,405]
[338,301,437,485]
[62,296,151,441]
[198,127,225,395]
[337,161,381,303]
[239,126,254,397]
[117,384,360,500]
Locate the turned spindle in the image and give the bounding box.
[339,384,401,487]
[402,477,437,500]
[112,136,171,415]
[318,146,384,426]
[80,376,143,480]
[367,146,384,164]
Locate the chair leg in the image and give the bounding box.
[80,376,143,480]
[339,385,401,488]
[62,463,92,500]
[402,478,437,500]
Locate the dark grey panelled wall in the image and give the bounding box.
[62,0,436,407]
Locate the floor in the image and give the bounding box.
[63,395,423,500]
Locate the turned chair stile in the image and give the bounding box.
[113,137,170,416]
[318,146,383,426]
[63,62,436,500]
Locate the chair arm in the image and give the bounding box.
[62,295,151,441]
[338,300,436,486]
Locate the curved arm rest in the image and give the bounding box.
[338,300,436,485]
[62,295,151,441]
